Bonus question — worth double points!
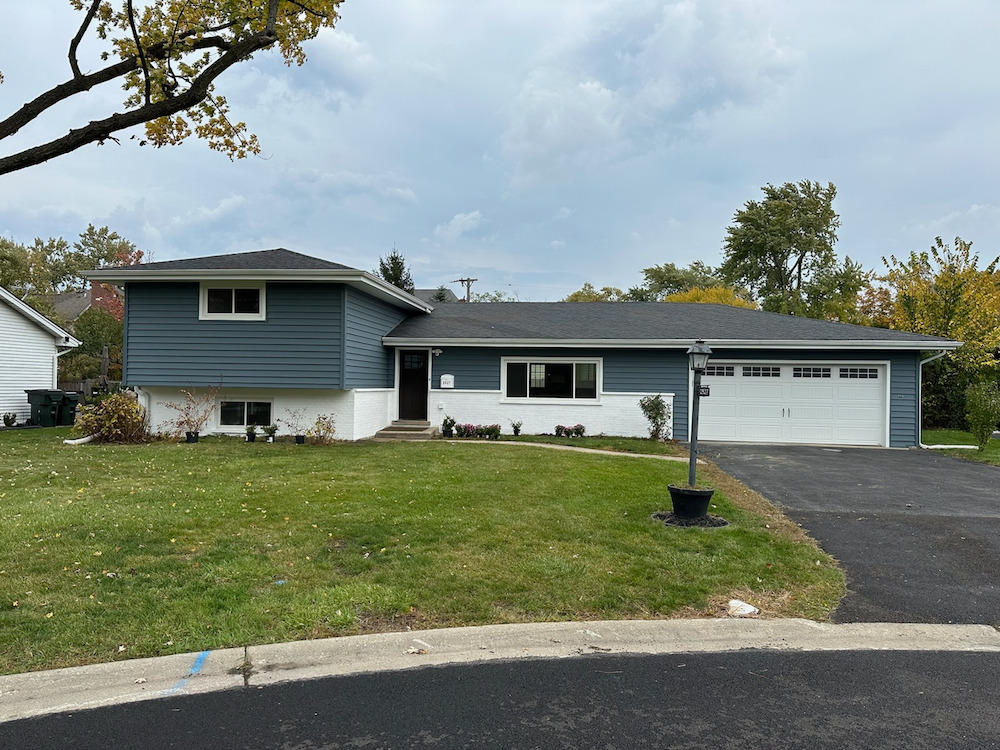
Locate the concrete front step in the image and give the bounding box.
[372,421,439,441]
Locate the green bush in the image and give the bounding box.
[965,382,1000,451]
[73,392,149,444]
[638,394,671,440]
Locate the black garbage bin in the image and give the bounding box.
[58,392,81,426]
[24,389,63,427]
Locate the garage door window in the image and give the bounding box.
[793,367,831,378]
[706,365,734,376]
[743,365,781,377]
[839,367,878,379]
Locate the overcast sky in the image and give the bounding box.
[2,1,999,300]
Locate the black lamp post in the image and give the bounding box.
[686,339,712,487]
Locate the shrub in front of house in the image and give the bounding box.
[638,394,671,440]
[73,392,149,444]
[965,382,1000,451]
[306,413,337,444]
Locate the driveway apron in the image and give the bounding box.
[703,444,1000,625]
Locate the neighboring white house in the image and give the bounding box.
[0,286,81,423]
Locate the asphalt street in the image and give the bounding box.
[703,444,1000,624]
[3,650,999,749]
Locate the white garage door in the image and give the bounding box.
[698,362,887,446]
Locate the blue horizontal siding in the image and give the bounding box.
[344,287,408,388]
[124,282,345,388]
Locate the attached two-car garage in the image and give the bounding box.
[698,361,887,447]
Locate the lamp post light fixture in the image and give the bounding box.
[686,339,712,487]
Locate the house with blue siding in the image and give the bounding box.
[89,248,960,446]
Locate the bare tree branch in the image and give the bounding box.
[0,36,229,142]
[69,0,104,78]
[126,1,152,105]
[283,1,332,19]
[0,28,279,176]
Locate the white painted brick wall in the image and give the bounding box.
[428,389,674,438]
[139,386,364,440]
[135,385,666,441]
[351,389,395,440]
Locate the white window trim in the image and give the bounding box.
[500,356,602,403]
[199,282,266,321]
[217,398,274,430]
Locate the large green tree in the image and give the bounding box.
[563,261,721,302]
[0,225,140,315]
[719,180,866,319]
[882,236,1000,428]
[0,1,342,176]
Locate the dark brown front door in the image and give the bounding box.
[398,350,429,420]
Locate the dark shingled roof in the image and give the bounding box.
[109,248,354,272]
[387,302,957,345]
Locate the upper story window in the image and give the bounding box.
[503,358,600,400]
[199,283,266,321]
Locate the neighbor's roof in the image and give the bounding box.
[0,286,81,348]
[384,302,961,351]
[86,248,432,313]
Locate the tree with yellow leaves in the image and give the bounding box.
[883,236,1000,427]
[0,1,342,176]
[663,285,758,309]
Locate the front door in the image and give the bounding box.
[398,350,429,420]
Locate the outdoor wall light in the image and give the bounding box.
[687,339,712,372]
[431,349,443,357]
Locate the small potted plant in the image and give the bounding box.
[510,419,522,436]
[161,386,218,443]
[245,423,257,442]
[442,415,456,438]
[2,412,16,428]
[262,423,278,443]
[279,409,308,444]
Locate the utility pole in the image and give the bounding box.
[452,277,477,302]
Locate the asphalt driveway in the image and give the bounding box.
[703,444,1000,625]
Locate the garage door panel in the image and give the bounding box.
[788,424,836,442]
[790,384,834,400]
[787,405,834,421]
[699,362,886,447]
[739,403,784,419]
[737,423,784,441]
[741,384,783,398]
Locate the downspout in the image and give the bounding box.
[918,349,975,450]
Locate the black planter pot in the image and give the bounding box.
[667,484,715,519]
[442,428,454,438]
[295,435,305,444]
[185,431,199,444]
[246,433,256,443]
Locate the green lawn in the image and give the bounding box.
[922,428,1000,465]
[0,428,843,675]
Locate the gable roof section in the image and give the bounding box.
[384,302,960,351]
[86,248,432,313]
[0,286,81,348]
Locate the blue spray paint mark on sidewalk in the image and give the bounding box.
[164,650,211,695]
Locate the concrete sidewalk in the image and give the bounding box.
[3,618,999,723]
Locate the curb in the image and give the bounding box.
[3,618,1000,722]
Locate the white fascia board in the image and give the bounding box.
[86,268,433,314]
[381,337,962,351]
[0,286,81,348]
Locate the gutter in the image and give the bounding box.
[917,349,976,450]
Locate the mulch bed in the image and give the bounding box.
[651,512,729,528]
